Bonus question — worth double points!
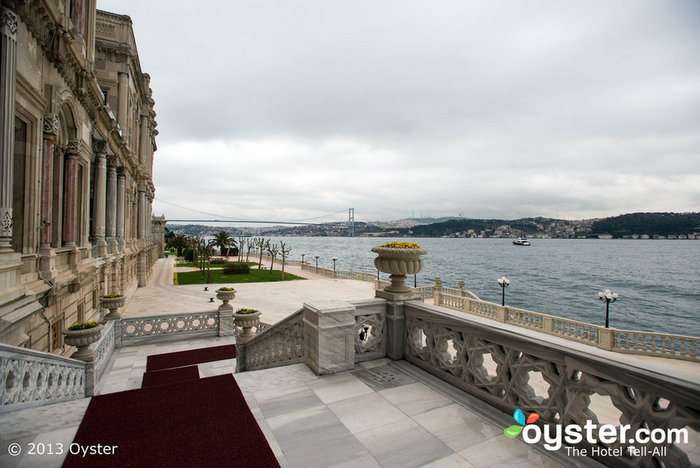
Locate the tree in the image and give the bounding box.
[213,231,231,257]
[245,238,255,262]
[256,238,269,269]
[279,241,291,280]
[267,243,279,274]
[169,234,188,257]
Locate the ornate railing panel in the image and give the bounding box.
[119,311,219,346]
[614,331,698,360]
[0,344,86,413]
[242,309,305,371]
[434,291,698,361]
[93,320,116,381]
[354,306,386,362]
[403,302,699,468]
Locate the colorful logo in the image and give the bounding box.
[504,409,540,438]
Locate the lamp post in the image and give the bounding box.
[497,276,510,306]
[314,255,319,273]
[598,289,619,328]
[332,257,337,271]
[301,253,305,265]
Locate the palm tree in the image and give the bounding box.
[213,231,231,258]
[170,234,188,257]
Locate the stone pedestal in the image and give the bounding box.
[385,301,406,360]
[303,300,355,375]
[216,288,236,337]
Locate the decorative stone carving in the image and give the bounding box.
[244,310,304,371]
[65,139,82,155]
[403,307,698,468]
[355,312,385,356]
[0,344,86,412]
[372,245,426,300]
[1,8,17,37]
[120,312,219,341]
[42,115,59,138]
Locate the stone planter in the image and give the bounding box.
[100,295,125,321]
[234,311,261,343]
[216,288,237,304]
[371,246,427,293]
[62,325,103,362]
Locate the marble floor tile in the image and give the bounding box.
[307,372,374,404]
[267,405,354,453]
[421,453,475,467]
[354,417,454,468]
[328,392,408,434]
[458,434,565,468]
[413,404,501,452]
[379,381,453,417]
[281,434,371,468]
[259,388,325,420]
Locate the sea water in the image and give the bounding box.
[260,237,699,336]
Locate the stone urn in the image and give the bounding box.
[234,309,261,343]
[100,294,126,321]
[216,288,237,305]
[371,245,427,293]
[62,324,103,362]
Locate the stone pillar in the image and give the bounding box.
[138,110,148,165]
[91,139,108,255]
[137,188,145,239]
[385,301,406,360]
[303,300,355,375]
[117,71,129,132]
[0,7,17,253]
[116,168,125,243]
[105,159,117,250]
[62,141,81,247]
[40,115,59,248]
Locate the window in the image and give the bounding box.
[51,318,64,351]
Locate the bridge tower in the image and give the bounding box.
[348,208,355,237]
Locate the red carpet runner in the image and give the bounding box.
[63,374,280,467]
[141,365,200,388]
[146,344,237,372]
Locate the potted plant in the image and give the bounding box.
[371,242,427,293]
[234,308,261,342]
[62,322,103,362]
[215,287,237,302]
[100,293,125,321]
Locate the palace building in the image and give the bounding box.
[0,1,164,354]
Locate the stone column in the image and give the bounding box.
[62,141,81,247]
[117,70,128,132]
[91,139,108,255]
[137,187,145,239]
[303,300,356,375]
[105,159,117,248]
[40,115,59,248]
[0,8,17,253]
[138,110,148,165]
[116,168,125,243]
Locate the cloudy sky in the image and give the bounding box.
[98,0,700,225]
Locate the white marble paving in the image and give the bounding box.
[1,335,572,468]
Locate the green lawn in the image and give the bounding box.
[176,268,305,285]
[174,261,257,269]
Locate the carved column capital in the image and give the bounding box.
[106,154,118,168]
[43,115,59,141]
[92,138,109,155]
[116,166,126,179]
[65,140,82,157]
[0,8,18,39]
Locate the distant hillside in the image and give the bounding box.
[590,212,700,237]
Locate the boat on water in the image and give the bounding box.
[513,237,530,246]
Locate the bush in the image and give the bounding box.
[210,258,227,265]
[183,248,194,262]
[223,263,250,275]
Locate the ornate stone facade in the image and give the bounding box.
[0,1,163,355]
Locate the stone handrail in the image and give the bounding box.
[118,311,220,346]
[402,301,699,467]
[434,291,699,361]
[236,308,305,372]
[93,320,116,381]
[0,343,87,413]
